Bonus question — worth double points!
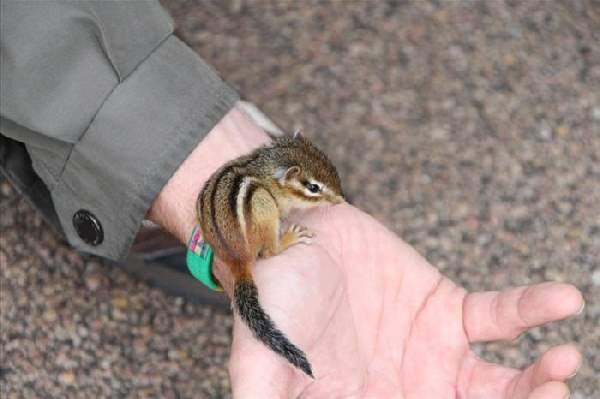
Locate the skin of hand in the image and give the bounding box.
[149,105,584,399]
[214,204,583,399]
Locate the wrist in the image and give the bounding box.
[147,103,271,244]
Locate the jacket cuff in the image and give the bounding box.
[51,35,239,260]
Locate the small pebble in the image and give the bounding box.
[1,181,13,196]
[592,270,600,286]
[58,371,75,385]
[555,124,569,137]
[538,123,552,140]
[111,296,128,309]
[84,274,102,291]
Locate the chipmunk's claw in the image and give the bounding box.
[283,224,315,247]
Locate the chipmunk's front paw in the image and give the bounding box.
[282,224,315,248]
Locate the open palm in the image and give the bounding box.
[214,204,583,399]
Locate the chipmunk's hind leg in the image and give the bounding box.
[255,216,280,258]
[246,188,282,258]
[247,188,312,258]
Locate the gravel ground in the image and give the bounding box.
[2,0,599,397]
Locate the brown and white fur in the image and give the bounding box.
[196,132,343,377]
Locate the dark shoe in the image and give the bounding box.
[118,225,230,311]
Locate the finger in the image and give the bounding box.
[461,345,580,399]
[507,344,581,399]
[463,282,583,342]
[527,381,569,399]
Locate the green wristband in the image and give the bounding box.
[186,226,222,291]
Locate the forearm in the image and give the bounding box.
[147,104,270,244]
[1,1,242,260]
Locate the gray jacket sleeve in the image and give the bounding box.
[0,1,239,259]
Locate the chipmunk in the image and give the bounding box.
[196,132,344,378]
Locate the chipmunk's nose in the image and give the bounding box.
[333,195,345,204]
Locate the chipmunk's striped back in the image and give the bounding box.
[198,153,264,265]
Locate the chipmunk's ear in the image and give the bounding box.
[285,165,301,180]
[274,165,301,182]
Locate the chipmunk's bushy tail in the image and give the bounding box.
[233,268,313,378]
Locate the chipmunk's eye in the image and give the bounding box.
[305,182,321,193]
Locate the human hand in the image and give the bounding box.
[214,204,584,399]
[147,105,583,398]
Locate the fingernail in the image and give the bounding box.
[566,364,581,379]
[576,301,585,315]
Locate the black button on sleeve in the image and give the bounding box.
[72,210,103,246]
